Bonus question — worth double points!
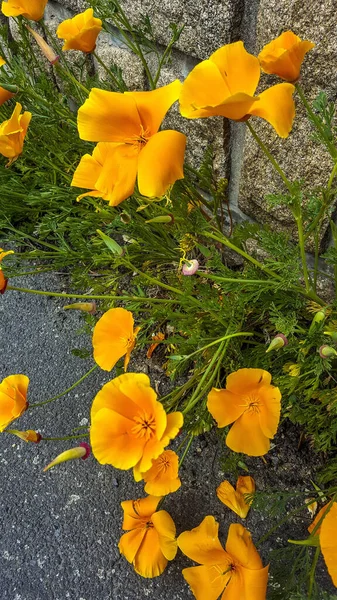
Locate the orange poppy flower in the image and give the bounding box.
[0,269,7,293]
[56,8,102,53]
[90,373,183,476]
[207,368,281,456]
[0,374,29,432]
[307,503,330,536]
[0,102,32,165]
[216,475,255,518]
[179,41,295,138]
[92,307,139,371]
[0,58,15,106]
[119,495,177,577]
[76,81,186,204]
[258,31,315,82]
[177,515,269,600]
[1,0,47,20]
[142,449,181,496]
[320,502,337,587]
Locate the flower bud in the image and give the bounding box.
[309,309,326,333]
[324,331,337,344]
[64,302,96,314]
[43,442,90,472]
[319,345,337,359]
[7,429,41,443]
[182,259,199,276]
[266,333,288,353]
[26,25,59,65]
[145,215,173,224]
[120,212,131,224]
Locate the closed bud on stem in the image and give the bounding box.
[145,215,174,224]
[43,442,90,472]
[64,302,96,314]
[26,26,60,65]
[309,309,326,333]
[319,345,337,359]
[323,331,337,344]
[266,333,288,353]
[182,259,199,276]
[7,429,41,443]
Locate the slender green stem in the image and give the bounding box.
[196,272,276,285]
[43,433,89,441]
[178,434,194,467]
[6,286,178,303]
[92,51,126,91]
[246,122,293,193]
[29,365,98,408]
[295,83,337,161]
[55,64,89,95]
[181,332,254,361]
[294,212,311,293]
[308,547,320,599]
[313,229,319,291]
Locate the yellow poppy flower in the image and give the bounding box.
[216,475,255,518]
[258,31,315,82]
[207,368,281,456]
[90,372,183,475]
[0,102,31,165]
[179,41,295,138]
[0,247,14,262]
[1,0,47,20]
[76,81,186,204]
[56,8,102,53]
[92,307,139,371]
[0,374,29,432]
[142,449,181,496]
[320,502,337,587]
[119,495,177,578]
[177,515,269,600]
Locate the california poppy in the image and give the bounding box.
[56,8,102,53]
[179,41,295,138]
[1,0,47,20]
[92,307,139,371]
[177,515,269,600]
[119,495,177,577]
[207,368,281,456]
[0,269,7,293]
[320,502,337,587]
[216,475,255,518]
[142,449,181,496]
[0,58,15,106]
[258,31,315,82]
[76,81,186,204]
[0,102,32,165]
[90,373,183,477]
[0,374,29,432]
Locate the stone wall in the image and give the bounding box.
[45,0,336,237]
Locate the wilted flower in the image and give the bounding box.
[26,25,59,64]
[177,515,269,600]
[119,495,177,577]
[217,475,255,518]
[179,41,295,138]
[182,259,199,276]
[0,102,32,165]
[76,81,186,204]
[207,368,281,456]
[90,373,183,477]
[44,442,90,472]
[92,307,139,371]
[7,429,41,443]
[64,302,96,314]
[1,0,48,20]
[56,8,102,53]
[258,31,315,82]
[0,374,29,432]
[142,450,181,496]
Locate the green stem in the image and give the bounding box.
[182,332,254,361]
[43,433,89,441]
[294,211,311,293]
[178,434,194,467]
[295,83,337,161]
[55,64,89,95]
[246,121,293,194]
[308,547,321,599]
[29,365,98,407]
[92,51,126,91]
[6,286,178,303]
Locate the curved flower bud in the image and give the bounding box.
[26,25,59,64]
[182,259,199,276]
[266,333,288,353]
[309,309,326,333]
[43,442,90,472]
[258,31,315,82]
[319,345,337,359]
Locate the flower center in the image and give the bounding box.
[125,125,151,150]
[243,395,261,413]
[131,413,156,439]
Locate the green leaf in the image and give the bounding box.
[96,229,123,255]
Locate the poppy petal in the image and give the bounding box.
[90,373,150,421]
[210,41,260,97]
[121,495,161,529]
[226,411,270,456]
[248,83,295,138]
[226,369,272,394]
[118,528,147,564]
[177,515,230,565]
[182,565,231,600]
[94,143,138,206]
[133,526,168,577]
[225,523,263,570]
[90,408,145,468]
[78,88,141,142]
[152,510,177,560]
[92,307,135,371]
[162,411,184,443]
[207,388,245,427]
[130,80,182,136]
[258,386,281,438]
[216,480,250,519]
[179,59,230,118]
[137,130,186,198]
[320,502,337,586]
